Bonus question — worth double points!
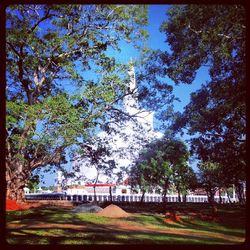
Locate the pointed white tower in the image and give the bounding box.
[128,57,136,92]
[124,58,139,115]
[68,58,163,189]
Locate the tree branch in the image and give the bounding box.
[203,132,246,142]
[29,8,52,33]
[106,5,123,19]
[187,23,202,35]
[17,46,33,105]
[187,23,244,41]
[6,42,20,57]
[30,145,65,169]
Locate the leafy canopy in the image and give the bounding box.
[130,138,195,196]
[6,4,152,197]
[160,5,246,188]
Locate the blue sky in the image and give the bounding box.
[38,5,209,187]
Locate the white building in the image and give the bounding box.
[55,59,163,194]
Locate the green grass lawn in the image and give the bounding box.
[6,203,246,245]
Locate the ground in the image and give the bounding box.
[6,202,246,245]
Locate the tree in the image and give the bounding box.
[74,137,116,203]
[197,161,222,204]
[6,4,150,201]
[27,174,40,193]
[130,162,154,203]
[173,163,197,202]
[160,5,245,85]
[160,5,246,203]
[41,186,54,191]
[131,138,193,203]
[159,139,193,202]
[69,53,175,201]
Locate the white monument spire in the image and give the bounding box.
[124,58,138,114]
[128,57,136,91]
[56,57,164,191]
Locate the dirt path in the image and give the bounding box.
[7,220,244,244]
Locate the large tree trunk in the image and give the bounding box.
[6,161,29,202]
[6,182,26,201]
[6,127,65,203]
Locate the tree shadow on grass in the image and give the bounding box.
[6,206,245,245]
[178,217,245,238]
[6,206,68,221]
[6,207,100,226]
[119,213,169,228]
[120,212,245,239]
[6,224,238,245]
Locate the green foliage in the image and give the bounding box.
[131,138,195,197]
[27,174,40,192]
[5,4,151,200]
[6,206,245,244]
[198,161,222,203]
[160,5,245,84]
[161,5,246,195]
[41,186,53,191]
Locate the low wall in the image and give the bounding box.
[25,200,74,208]
[25,193,235,204]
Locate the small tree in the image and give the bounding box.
[27,174,40,193]
[173,164,197,202]
[158,161,173,203]
[198,161,221,204]
[73,135,117,203]
[131,138,193,203]
[160,139,193,202]
[130,161,157,203]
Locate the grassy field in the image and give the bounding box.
[6,203,246,245]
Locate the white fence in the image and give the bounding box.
[25,192,236,203]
